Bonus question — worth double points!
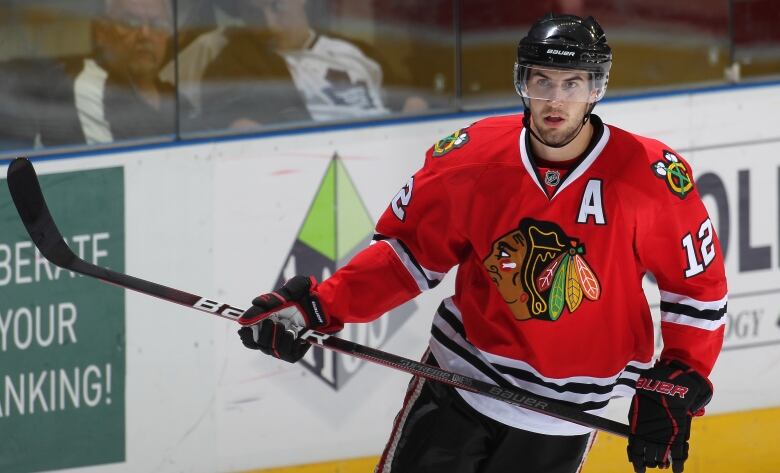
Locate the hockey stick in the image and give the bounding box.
[6,157,630,438]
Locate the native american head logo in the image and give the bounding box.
[432,128,469,157]
[652,150,694,199]
[483,218,601,322]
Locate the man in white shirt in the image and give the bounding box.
[198,0,422,131]
[252,0,388,122]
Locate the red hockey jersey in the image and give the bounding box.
[315,114,728,435]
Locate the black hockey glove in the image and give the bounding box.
[237,276,333,363]
[627,359,713,473]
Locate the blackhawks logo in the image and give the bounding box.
[432,128,469,157]
[483,218,601,322]
[652,150,694,199]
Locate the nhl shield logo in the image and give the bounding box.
[544,170,561,187]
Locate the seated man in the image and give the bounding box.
[0,0,179,150]
[71,0,179,144]
[197,0,404,131]
[254,0,389,122]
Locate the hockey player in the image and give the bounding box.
[237,13,727,473]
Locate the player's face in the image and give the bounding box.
[525,68,595,147]
[528,96,590,147]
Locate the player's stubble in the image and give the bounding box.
[529,99,590,147]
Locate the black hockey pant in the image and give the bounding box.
[375,356,595,473]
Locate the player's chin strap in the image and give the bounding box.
[522,101,596,149]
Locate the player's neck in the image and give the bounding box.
[530,120,594,162]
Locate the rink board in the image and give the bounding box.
[241,406,780,473]
[0,82,778,473]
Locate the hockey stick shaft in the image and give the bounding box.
[6,157,630,438]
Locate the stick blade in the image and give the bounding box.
[6,157,75,268]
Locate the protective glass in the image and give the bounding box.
[514,64,608,103]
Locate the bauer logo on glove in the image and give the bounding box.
[635,377,690,398]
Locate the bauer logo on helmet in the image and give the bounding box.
[546,49,575,56]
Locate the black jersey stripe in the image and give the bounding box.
[435,302,466,338]
[373,233,442,289]
[434,303,642,397]
[431,325,510,388]
[492,363,638,396]
[660,301,727,321]
[622,364,645,374]
[430,327,610,411]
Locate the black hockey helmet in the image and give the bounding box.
[514,13,612,103]
[518,14,611,74]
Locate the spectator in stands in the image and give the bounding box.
[73,0,178,144]
[158,0,241,117]
[196,0,423,131]
[0,0,179,150]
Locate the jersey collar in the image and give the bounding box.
[519,115,611,200]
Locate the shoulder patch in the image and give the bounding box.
[651,150,694,199]
[432,128,469,157]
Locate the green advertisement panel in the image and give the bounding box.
[0,166,125,472]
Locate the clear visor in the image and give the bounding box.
[514,64,608,103]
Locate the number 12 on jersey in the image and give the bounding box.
[682,218,716,278]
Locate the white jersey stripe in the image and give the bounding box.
[375,375,426,473]
[429,335,595,435]
[575,431,598,473]
[430,300,647,435]
[379,238,445,291]
[440,298,650,385]
[659,290,728,311]
[481,347,649,387]
[374,374,427,473]
[518,125,612,200]
[518,128,546,195]
[661,311,727,331]
[554,125,611,197]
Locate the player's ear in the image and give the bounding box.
[589,87,599,103]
